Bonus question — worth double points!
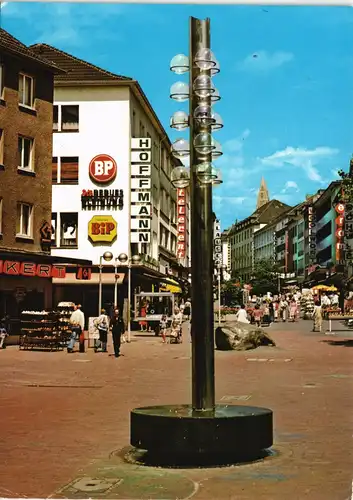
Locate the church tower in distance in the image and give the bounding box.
[256,177,270,209]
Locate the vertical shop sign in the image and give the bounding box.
[308,206,317,263]
[214,219,222,267]
[177,188,186,258]
[344,202,353,262]
[130,138,151,244]
[273,230,277,264]
[335,203,345,262]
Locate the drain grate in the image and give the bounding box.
[220,395,252,401]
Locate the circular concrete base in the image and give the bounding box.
[130,404,273,466]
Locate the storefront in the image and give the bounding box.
[0,251,91,337]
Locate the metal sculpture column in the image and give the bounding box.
[189,17,215,413]
[129,16,274,466]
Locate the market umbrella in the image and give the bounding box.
[311,284,331,291]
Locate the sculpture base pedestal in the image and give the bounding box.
[130,404,273,467]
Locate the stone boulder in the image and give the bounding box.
[215,321,276,351]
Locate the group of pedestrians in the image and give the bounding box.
[67,304,126,358]
[234,293,301,326]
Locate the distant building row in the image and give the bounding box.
[221,174,353,285]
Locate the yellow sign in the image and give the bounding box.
[88,215,117,243]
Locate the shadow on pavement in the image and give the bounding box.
[321,339,353,347]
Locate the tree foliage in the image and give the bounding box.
[221,279,243,306]
[337,157,353,203]
[250,259,279,296]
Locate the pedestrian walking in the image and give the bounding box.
[269,301,274,324]
[160,314,168,343]
[67,304,85,353]
[184,299,191,320]
[312,299,323,332]
[94,309,110,352]
[0,322,8,349]
[289,299,298,322]
[253,304,263,327]
[235,304,250,324]
[111,308,125,357]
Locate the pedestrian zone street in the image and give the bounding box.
[0,319,352,500]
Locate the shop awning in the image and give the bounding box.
[159,277,182,294]
[53,272,125,285]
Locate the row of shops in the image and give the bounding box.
[0,250,190,341]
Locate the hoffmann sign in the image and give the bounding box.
[89,154,117,184]
[177,188,186,258]
[130,138,151,244]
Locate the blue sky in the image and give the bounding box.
[2,2,353,229]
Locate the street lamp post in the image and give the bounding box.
[117,253,141,343]
[98,251,113,316]
[217,264,226,327]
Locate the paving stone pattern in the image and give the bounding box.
[0,320,352,499]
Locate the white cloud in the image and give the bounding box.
[281,180,299,193]
[260,146,339,184]
[1,2,8,8]
[238,50,294,73]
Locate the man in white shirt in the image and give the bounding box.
[67,305,85,353]
[320,293,331,307]
[70,304,85,330]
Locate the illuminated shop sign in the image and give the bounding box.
[177,188,186,259]
[0,261,66,278]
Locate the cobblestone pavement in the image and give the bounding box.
[0,320,352,499]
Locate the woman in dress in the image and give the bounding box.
[235,305,250,324]
[139,300,147,332]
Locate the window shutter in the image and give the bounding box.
[52,157,58,183]
[60,157,79,184]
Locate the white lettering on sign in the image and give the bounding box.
[131,191,151,203]
[131,138,152,150]
[131,232,151,243]
[130,137,152,247]
[131,205,151,217]
[131,178,151,190]
[131,218,151,230]
[131,164,151,176]
[131,151,152,163]
[94,160,114,176]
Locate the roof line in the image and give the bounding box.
[29,43,132,81]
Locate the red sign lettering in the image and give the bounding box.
[20,262,36,276]
[0,260,66,278]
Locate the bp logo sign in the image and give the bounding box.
[89,154,117,184]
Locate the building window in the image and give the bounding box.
[16,202,33,238]
[60,157,79,184]
[18,136,34,171]
[52,157,58,184]
[0,129,4,165]
[0,198,3,235]
[52,156,79,184]
[53,106,59,131]
[19,73,34,108]
[53,105,79,132]
[131,110,136,137]
[51,213,57,247]
[0,65,3,99]
[60,213,78,247]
